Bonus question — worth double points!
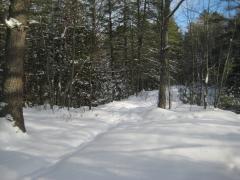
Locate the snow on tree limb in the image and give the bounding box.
[61,27,68,38]
[29,20,39,24]
[5,18,22,29]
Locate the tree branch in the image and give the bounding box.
[167,0,185,20]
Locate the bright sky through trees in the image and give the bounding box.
[173,0,237,32]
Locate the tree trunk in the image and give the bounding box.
[203,0,210,110]
[136,0,147,94]
[89,0,97,110]
[157,0,184,108]
[2,0,30,132]
[108,0,115,101]
[158,0,169,108]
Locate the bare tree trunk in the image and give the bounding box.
[65,0,82,109]
[158,23,167,108]
[158,0,185,108]
[136,0,142,94]
[214,48,222,107]
[136,0,147,94]
[39,16,53,108]
[68,2,77,110]
[89,0,97,110]
[123,0,128,67]
[123,0,129,96]
[215,30,235,107]
[167,59,171,109]
[2,0,30,132]
[108,0,115,101]
[203,0,210,109]
[130,20,135,93]
[158,0,169,108]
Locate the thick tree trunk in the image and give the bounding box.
[158,0,169,108]
[158,35,167,108]
[2,0,30,132]
[158,0,185,108]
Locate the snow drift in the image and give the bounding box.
[0,87,240,180]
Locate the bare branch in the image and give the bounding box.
[167,0,185,20]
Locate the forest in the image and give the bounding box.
[0,0,240,180]
[0,0,239,132]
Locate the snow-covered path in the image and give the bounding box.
[1,88,240,180]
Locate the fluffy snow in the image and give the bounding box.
[5,18,22,29]
[29,20,39,24]
[0,87,240,180]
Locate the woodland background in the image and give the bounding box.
[0,0,239,112]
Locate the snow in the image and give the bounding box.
[205,73,209,84]
[61,27,67,38]
[5,18,22,29]
[29,20,39,24]
[1,87,240,180]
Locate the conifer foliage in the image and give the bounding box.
[0,0,239,132]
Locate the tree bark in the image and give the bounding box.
[158,0,184,108]
[136,0,147,94]
[158,0,169,108]
[2,0,30,132]
[108,0,115,101]
[89,0,97,110]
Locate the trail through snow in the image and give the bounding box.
[1,87,240,180]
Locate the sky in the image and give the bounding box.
[172,0,236,32]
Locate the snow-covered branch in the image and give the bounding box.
[5,18,22,29]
